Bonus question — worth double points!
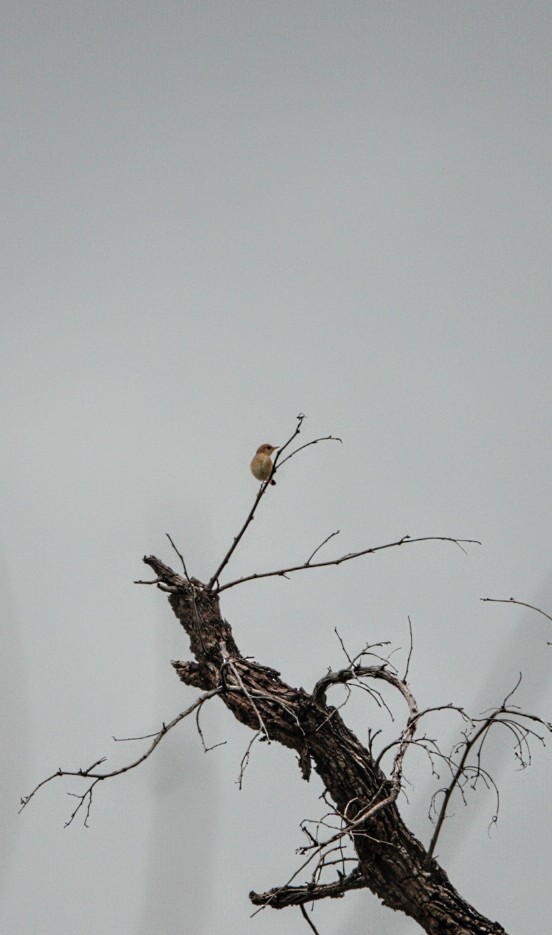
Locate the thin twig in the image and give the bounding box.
[306,530,340,565]
[403,616,414,681]
[481,597,552,625]
[277,435,343,470]
[166,532,189,577]
[334,628,353,665]
[195,702,227,753]
[238,731,261,789]
[300,903,321,934]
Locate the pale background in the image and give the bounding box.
[2,3,552,933]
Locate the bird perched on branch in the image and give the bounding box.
[250,444,278,485]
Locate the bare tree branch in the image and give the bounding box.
[425,680,552,866]
[250,866,368,908]
[216,535,481,593]
[19,690,222,822]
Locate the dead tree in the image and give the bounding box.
[21,415,551,935]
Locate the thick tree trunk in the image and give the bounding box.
[146,556,507,935]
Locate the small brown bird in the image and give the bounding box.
[250,444,278,485]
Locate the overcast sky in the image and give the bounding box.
[2,3,552,934]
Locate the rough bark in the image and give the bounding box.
[145,555,507,935]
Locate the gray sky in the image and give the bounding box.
[2,3,552,933]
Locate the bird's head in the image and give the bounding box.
[256,444,278,455]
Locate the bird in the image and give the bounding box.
[250,444,278,485]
